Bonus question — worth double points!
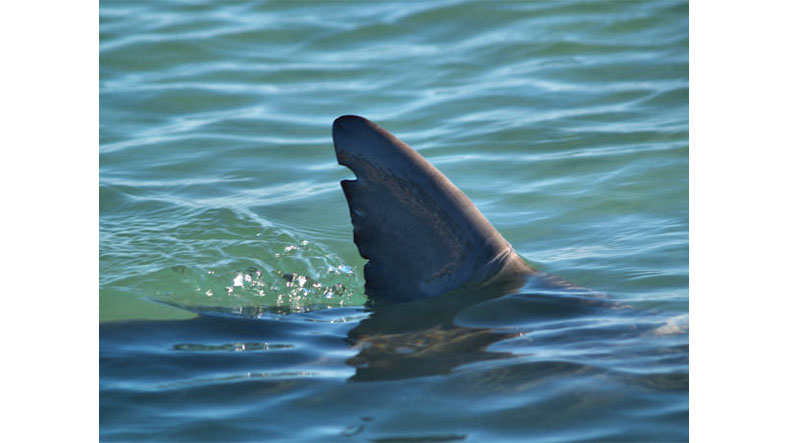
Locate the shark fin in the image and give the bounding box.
[332,115,532,302]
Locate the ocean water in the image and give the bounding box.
[100,0,688,441]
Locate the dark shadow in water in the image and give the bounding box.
[343,277,611,382]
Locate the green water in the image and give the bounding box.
[100,1,688,440]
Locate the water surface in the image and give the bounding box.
[100,1,688,440]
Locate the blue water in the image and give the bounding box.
[100,0,688,440]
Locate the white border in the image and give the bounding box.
[3,1,97,440]
[691,0,788,440]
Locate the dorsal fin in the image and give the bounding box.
[332,115,533,302]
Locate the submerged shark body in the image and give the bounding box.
[332,115,615,380]
[332,115,576,303]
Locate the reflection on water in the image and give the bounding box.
[344,276,604,382]
[348,325,519,382]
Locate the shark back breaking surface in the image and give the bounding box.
[332,115,540,302]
